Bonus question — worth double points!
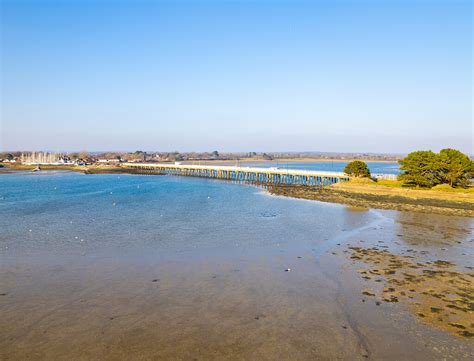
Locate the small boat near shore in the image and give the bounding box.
[32,166,41,172]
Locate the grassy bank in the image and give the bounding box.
[333,178,474,197]
[266,181,474,217]
[0,163,125,174]
[0,163,86,172]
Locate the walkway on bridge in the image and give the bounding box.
[123,163,351,186]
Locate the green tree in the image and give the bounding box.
[134,150,147,161]
[398,150,441,188]
[437,148,473,188]
[344,160,371,178]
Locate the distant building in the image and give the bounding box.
[97,159,121,164]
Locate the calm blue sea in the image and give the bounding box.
[0,171,375,259]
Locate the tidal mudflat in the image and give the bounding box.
[0,172,473,360]
[267,184,474,217]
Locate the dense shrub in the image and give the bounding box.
[398,150,441,188]
[398,149,473,188]
[437,148,473,188]
[431,184,454,192]
[344,161,371,178]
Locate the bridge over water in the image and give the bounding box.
[123,163,352,186]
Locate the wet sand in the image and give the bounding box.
[2,253,472,360]
[2,251,374,360]
[1,211,473,360]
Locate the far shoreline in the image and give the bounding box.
[181,157,399,164]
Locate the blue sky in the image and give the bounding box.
[1,0,472,153]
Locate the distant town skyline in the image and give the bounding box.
[1,0,472,154]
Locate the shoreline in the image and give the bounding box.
[3,163,472,217]
[265,184,474,217]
